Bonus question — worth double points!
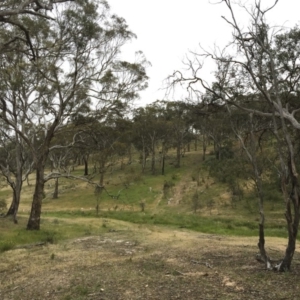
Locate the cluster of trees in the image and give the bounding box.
[0,0,149,229]
[0,1,201,232]
[0,97,203,222]
[169,0,300,271]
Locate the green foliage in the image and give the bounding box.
[205,156,246,184]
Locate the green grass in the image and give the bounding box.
[41,209,289,239]
[0,215,106,252]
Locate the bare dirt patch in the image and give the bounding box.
[1,221,300,300]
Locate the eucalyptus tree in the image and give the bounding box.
[147,101,174,175]
[0,0,148,230]
[89,123,120,187]
[71,117,131,214]
[169,0,300,271]
[113,117,135,168]
[69,114,101,176]
[190,105,209,160]
[0,48,37,223]
[132,107,153,173]
[47,124,78,199]
[132,104,166,174]
[192,103,232,162]
[162,101,194,168]
[200,102,232,161]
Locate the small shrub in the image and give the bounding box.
[163,180,175,199]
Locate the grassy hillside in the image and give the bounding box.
[0,147,288,251]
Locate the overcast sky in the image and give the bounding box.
[108,0,300,106]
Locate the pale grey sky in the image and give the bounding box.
[108,0,300,105]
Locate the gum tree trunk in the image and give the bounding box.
[26,126,54,231]
[27,165,45,230]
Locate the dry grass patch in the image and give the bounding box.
[1,220,300,300]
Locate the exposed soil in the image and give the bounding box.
[1,221,300,300]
